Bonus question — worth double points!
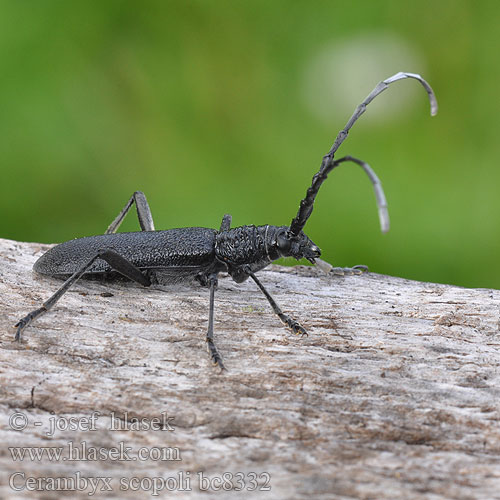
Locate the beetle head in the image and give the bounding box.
[275,226,321,263]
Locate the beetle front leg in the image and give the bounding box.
[206,273,225,371]
[243,266,307,337]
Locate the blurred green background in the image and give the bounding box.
[1,0,499,289]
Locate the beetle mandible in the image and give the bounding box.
[15,72,437,370]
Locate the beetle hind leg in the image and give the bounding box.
[106,191,155,234]
[15,249,151,342]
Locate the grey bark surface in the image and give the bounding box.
[1,237,499,499]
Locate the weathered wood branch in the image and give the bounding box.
[1,237,499,499]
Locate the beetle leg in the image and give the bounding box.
[106,191,155,234]
[243,266,308,337]
[15,249,150,342]
[219,214,232,232]
[206,273,225,371]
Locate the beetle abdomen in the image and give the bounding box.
[34,228,217,278]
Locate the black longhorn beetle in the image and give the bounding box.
[15,72,437,370]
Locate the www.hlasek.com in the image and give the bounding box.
[9,471,272,495]
[8,411,271,494]
[9,410,180,462]
[9,439,181,462]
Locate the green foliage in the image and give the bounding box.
[1,0,499,289]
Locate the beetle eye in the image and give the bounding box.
[276,232,291,253]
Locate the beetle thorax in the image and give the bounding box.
[215,225,275,267]
[215,225,320,268]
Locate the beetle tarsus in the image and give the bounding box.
[207,339,226,371]
[285,318,308,337]
[15,306,47,342]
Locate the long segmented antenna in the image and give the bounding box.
[289,72,438,236]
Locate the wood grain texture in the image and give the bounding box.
[1,237,499,499]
